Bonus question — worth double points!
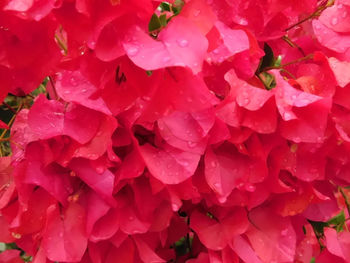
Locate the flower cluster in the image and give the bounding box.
[1,0,350,262]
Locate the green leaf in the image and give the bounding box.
[310,257,316,263]
[308,220,328,239]
[327,210,346,232]
[148,14,161,32]
[159,2,171,12]
[258,43,275,72]
[173,0,184,14]
[256,43,283,74]
[174,237,188,256]
[0,243,5,252]
[275,55,282,67]
[159,14,167,27]
[258,72,276,90]
[206,212,214,219]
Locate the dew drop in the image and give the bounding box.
[283,112,292,120]
[238,183,244,188]
[172,203,179,211]
[180,160,190,167]
[213,182,220,188]
[187,141,197,148]
[218,196,227,203]
[243,98,250,105]
[96,167,104,174]
[163,56,171,63]
[238,18,248,26]
[177,39,189,47]
[193,9,201,17]
[128,216,134,221]
[88,153,98,159]
[210,161,217,168]
[127,46,139,56]
[331,17,338,26]
[70,77,78,86]
[186,97,193,103]
[317,136,323,142]
[281,229,288,236]
[245,184,256,192]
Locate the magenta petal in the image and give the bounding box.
[123,17,208,74]
[42,203,87,262]
[133,236,166,263]
[313,20,350,53]
[56,70,111,115]
[139,143,200,185]
[325,227,350,260]
[246,207,296,263]
[28,94,65,139]
[70,158,116,206]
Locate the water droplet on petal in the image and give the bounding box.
[281,229,288,236]
[245,184,256,192]
[70,77,78,86]
[193,9,201,17]
[177,39,189,47]
[96,167,104,174]
[238,17,248,25]
[210,161,217,168]
[294,137,301,143]
[163,56,171,63]
[331,17,338,26]
[283,112,292,120]
[172,203,179,211]
[129,216,134,221]
[187,141,197,148]
[127,46,139,56]
[218,196,227,203]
